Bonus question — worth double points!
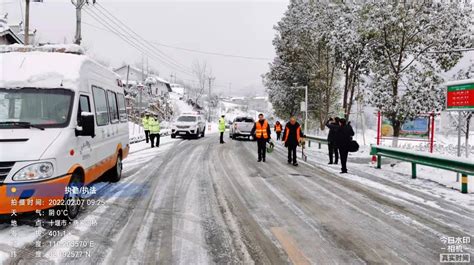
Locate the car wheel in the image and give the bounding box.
[201,129,205,137]
[108,154,123,182]
[62,172,83,221]
[171,134,176,139]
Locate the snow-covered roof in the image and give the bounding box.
[0,50,104,88]
[0,19,23,44]
[0,44,85,55]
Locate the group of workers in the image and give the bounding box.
[144,111,354,173]
[141,112,161,148]
[218,113,305,166]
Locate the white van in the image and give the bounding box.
[0,45,129,220]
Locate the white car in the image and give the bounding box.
[229,116,255,140]
[171,114,206,139]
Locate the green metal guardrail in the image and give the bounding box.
[305,135,328,149]
[370,145,473,194]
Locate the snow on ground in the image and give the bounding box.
[0,224,44,262]
[296,134,474,209]
[172,97,194,115]
[220,100,259,123]
[128,122,145,144]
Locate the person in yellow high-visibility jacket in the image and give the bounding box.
[142,113,151,143]
[149,115,161,148]
[218,114,226,144]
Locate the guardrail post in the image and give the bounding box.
[377,155,381,169]
[411,163,417,179]
[318,142,321,149]
[308,140,311,147]
[461,174,468,194]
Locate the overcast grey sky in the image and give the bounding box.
[1,0,288,96]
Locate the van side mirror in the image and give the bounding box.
[76,112,95,138]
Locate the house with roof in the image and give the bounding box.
[114,65,172,98]
[0,18,23,45]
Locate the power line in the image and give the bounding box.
[82,19,272,61]
[82,7,194,79]
[149,41,273,61]
[93,2,194,74]
[83,6,195,77]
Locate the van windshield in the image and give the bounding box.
[0,88,74,128]
[177,116,197,122]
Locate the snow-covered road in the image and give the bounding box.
[2,133,473,264]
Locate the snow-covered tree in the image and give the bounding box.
[265,1,340,128]
[330,3,374,121]
[366,1,473,139]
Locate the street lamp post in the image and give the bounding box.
[304,85,308,135]
[293,83,308,135]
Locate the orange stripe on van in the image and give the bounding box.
[0,146,126,215]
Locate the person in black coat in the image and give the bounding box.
[326,117,340,165]
[335,118,354,174]
[283,117,305,166]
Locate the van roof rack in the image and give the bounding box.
[0,44,85,55]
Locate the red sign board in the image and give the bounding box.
[446,82,474,110]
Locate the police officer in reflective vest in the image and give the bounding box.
[251,113,271,162]
[218,114,226,144]
[149,115,161,148]
[142,112,151,143]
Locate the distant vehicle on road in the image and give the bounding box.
[0,45,129,220]
[171,113,206,139]
[230,116,255,140]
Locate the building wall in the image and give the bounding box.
[115,67,144,82]
[0,36,8,45]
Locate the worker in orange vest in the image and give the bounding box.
[251,113,272,162]
[274,121,283,141]
[283,117,305,166]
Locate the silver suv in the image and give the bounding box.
[229,116,255,140]
[171,114,206,139]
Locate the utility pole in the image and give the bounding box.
[170,74,175,84]
[208,76,215,122]
[71,0,92,45]
[24,0,30,45]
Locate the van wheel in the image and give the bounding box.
[108,154,123,182]
[62,173,83,221]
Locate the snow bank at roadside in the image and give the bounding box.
[300,137,474,208]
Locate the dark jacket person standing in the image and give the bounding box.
[335,118,354,174]
[283,117,304,166]
[251,114,271,162]
[326,117,340,165]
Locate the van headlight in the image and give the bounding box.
[13,162,54,181]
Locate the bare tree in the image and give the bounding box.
[192,60,210,105]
